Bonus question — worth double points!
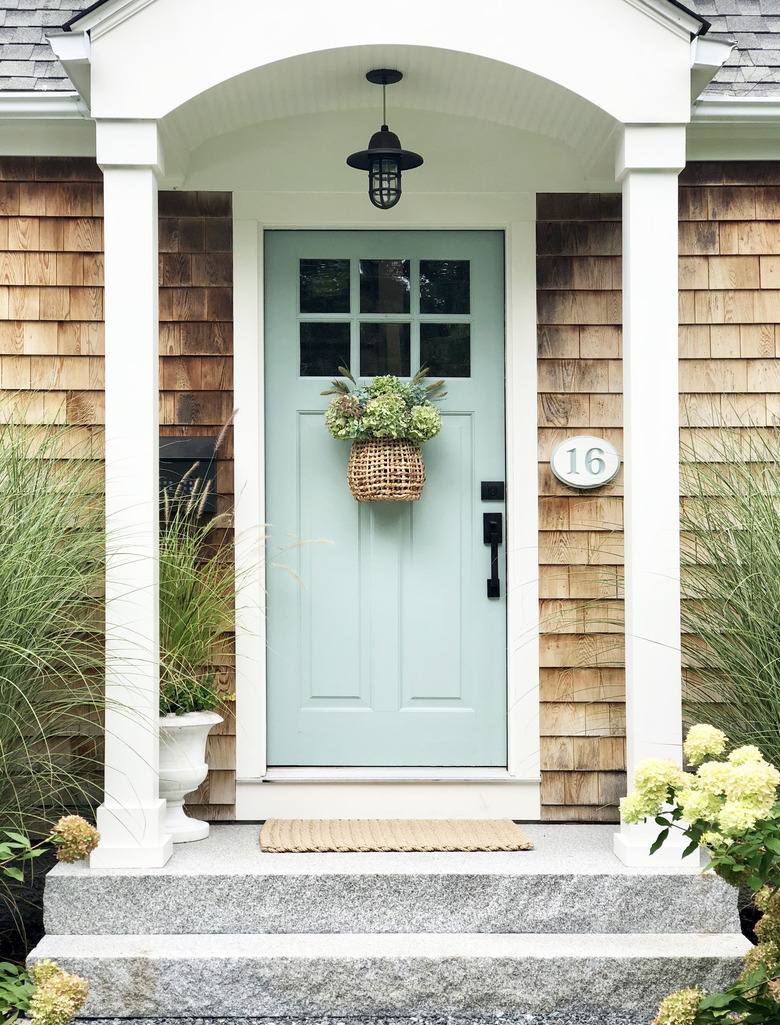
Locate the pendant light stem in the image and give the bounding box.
[382,82,387,127]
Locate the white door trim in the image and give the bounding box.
[232,192,540,819]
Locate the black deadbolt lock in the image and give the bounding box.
[481,480,505,501]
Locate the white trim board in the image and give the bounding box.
[232,191,540,820]
[239,780,540,819]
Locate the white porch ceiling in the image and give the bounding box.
[162,45,617,174]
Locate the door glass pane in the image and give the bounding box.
[300,259,350,313]
[360,259,410,314]
[300,322,350,376]
[360,322,411,377]
[420,260,470,314]
[420,323,471,377]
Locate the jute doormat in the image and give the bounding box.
[259,818,534,852]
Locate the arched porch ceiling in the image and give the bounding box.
[162,46,618,185]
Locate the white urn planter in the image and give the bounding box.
[158,710,222,843]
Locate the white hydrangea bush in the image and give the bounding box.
[623,724,780,846]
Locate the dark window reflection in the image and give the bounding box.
[420,323,471,377]
[360,259,410,314]
[360,322,411,377]
[300,322,350,376]
[420,260,470,314]
[300,259,350,313]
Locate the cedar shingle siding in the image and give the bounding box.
[536,161,780,818]
[5,155,780,819]
[536,193,625,822]
[0,157,236,820]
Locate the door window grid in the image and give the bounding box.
[298,256,472,378]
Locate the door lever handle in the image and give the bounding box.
[483,512,503,599]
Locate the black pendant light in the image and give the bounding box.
[347,69,423,210]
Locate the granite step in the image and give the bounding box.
[42,824,740,936]
[29,931,751,1018]
[32,824,749,1018]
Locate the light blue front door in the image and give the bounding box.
[265,230,506,766]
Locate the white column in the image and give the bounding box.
[613,126,696,868]
[91,121,172,868]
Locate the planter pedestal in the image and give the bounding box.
[158,711,222,843]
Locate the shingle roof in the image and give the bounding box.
[0,0,96,91]
[687,0,780,96]
[0,0,777,99]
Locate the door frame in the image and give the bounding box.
[232,191,541,819]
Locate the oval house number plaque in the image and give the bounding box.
[550,435,620,490]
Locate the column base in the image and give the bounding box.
[90,800,173,868]
[613,819,702,870]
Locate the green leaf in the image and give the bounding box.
[683,837,700,858]
[2,868,24,883]
[650,828,669,854]
[3,833,29,847]
[700,993,736,1010]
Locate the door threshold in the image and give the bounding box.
[236,777,541,819]
[257,767,529,783]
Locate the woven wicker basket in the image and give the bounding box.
[347,438,425,502]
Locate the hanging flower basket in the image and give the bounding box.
[347,437,426,502]
[322,368,446,503]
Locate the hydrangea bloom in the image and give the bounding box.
[700,830,728,848]
[695,760,731,796]
[717,800,762,834]
[754,884,780,917]
[769,978,780,1004]
[369,375,401,397]
[651,987,704,1025]
[634,758,688,801]
[741,939,780,982]
[49,815,100,863]
[361,393,410,438]
[398,382,428,407]
[28,960,89,1025]
[324,395,363,440]
[324,370,445,445]
[728,745,764,766]
[407,402,442,444]
[677,787,721,823]
[724,761,780,806]
[684,724,727,764]
[621,791,662,824]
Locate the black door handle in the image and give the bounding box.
[483,512,503,599]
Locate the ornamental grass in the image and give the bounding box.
[680,421,780,769]
[0,414,105,839]
[158,477,236,715]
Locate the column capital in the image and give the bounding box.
[616,124,687,180]
[96,118,163,174]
